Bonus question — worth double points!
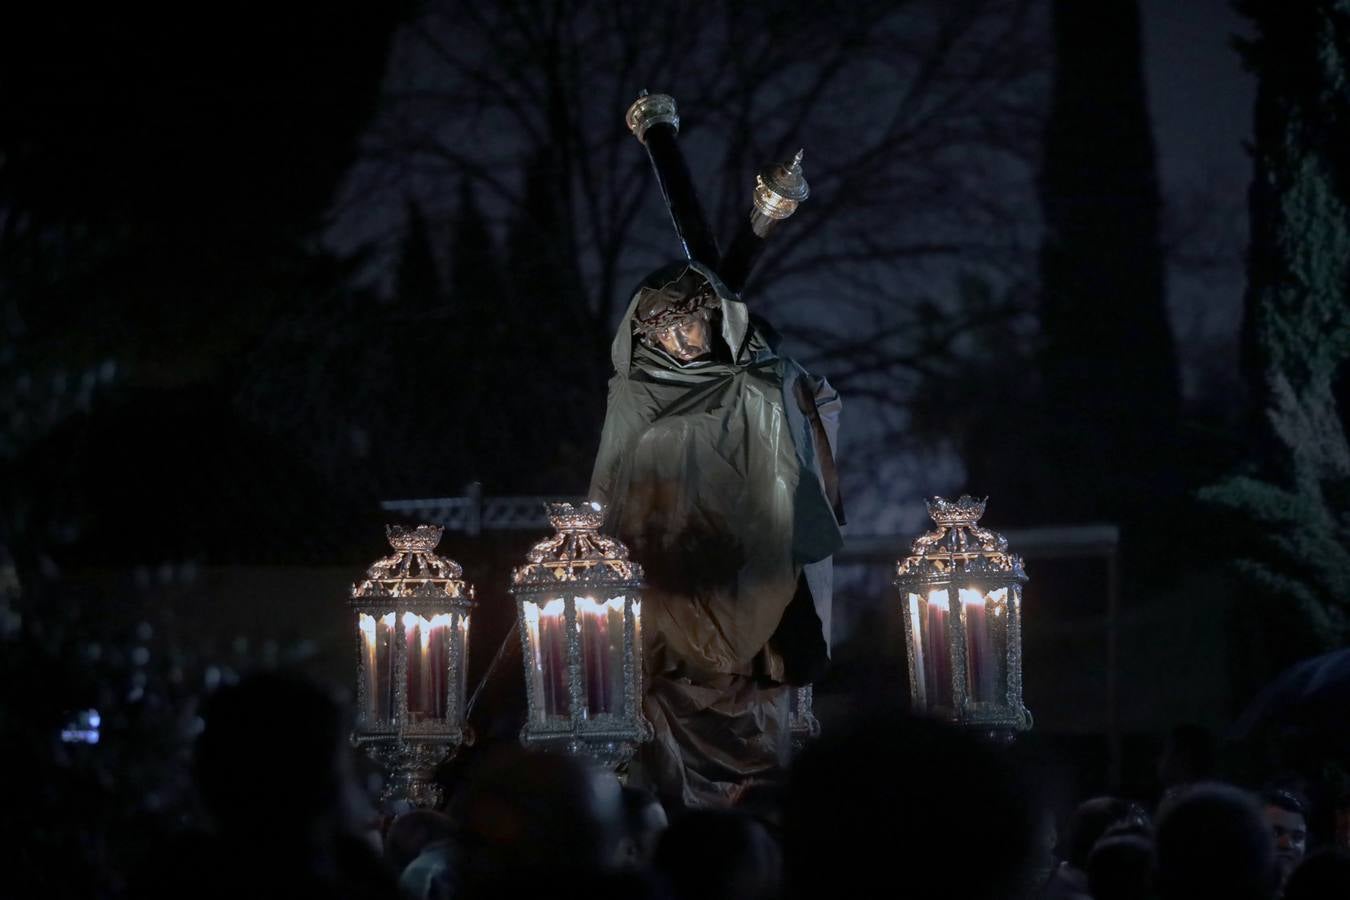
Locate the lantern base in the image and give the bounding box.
[520,724,651,772]
[359,738,467,809]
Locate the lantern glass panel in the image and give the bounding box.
[919,589,955,711]
[402,612,453,723]
[359,612,398,726]
[577,595,627,717]
[524,597,572,723]
[961,587,1009,705]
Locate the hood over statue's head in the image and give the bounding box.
[611,261,756,373]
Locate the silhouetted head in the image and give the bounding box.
[654,810,780,900]
[385,808,452,875]
[1283,848,1350,900]
[617,786,668,869]
[1262,786,1309,886]
[1062,796,1150,869]
[1155,782,1278,900]
[193,671,353,838]
[784,712,1036,900]
[452,747,624,882]
[1088,833,1154,900]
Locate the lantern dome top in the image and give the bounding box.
[896,495,1026,588]
[352,524,473,601]
[511,502,644,593]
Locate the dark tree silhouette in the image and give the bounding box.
[396,200,445,311]
[333,0,1047,510]
[1036,0,1181,529]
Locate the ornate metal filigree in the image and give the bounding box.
[896,496,1027,588]
[896,496,1031,735]
[511,502,652,770]
[511,502,644,592]
[751,150,810,237]
[353,525,471,601]
[350,525,475,807]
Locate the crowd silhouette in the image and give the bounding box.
[127,671,1349,900]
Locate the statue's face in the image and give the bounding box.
[649,309,713,362]
[633,268,719,364]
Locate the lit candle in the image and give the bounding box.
[577,596,613,715]
[428,613,452,720]
[961,588,994,703]
[359,614,379,724]
[403,612,422,718]
[536,598,568,718]
[380,613,395,722]
[923,590,953,709]
[606,597,624,714]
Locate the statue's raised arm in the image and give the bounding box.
[625,92,810,296]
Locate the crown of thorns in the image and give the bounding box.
[632,267,719,337]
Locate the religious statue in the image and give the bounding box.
[588,93,844,806]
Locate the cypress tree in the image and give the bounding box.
[1038,0,1181,528]
[1203,1,1350,651]
[394,199,443,311]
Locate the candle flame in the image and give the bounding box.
[926,589,950,612]
[575,595,626,616]
[959,588,986,608]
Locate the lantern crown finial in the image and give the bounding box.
[387,524,444,553]
[926,495,986,526]
[545,501,605,533]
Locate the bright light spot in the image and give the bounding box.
[60,708,102,744]
[589,501,602,511]
[358,614,377,642]
[959,588,986,608]
[926,590,950,612]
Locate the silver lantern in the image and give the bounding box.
[510,501,652,769]
[350,524,474,807]
[896,496,1031,736]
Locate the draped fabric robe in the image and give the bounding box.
[589,262,843,806]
